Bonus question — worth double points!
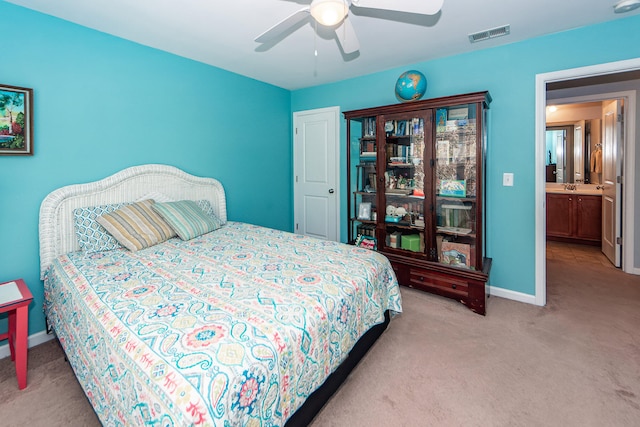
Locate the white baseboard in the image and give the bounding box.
[0,330,54,360]
[488,285,540,306]
[627,266,640,275]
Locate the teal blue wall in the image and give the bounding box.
[292,14,640,296]
[0,2,292,337]
[2,0,639,341]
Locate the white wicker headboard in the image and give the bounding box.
[39,164,227,279]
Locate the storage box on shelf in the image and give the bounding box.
[345,92,491,315]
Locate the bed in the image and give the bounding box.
[39,164,402,426]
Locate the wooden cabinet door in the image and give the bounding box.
[546,194,573,237]
[576,195,602,241]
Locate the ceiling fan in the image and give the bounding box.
[255,0,444,54]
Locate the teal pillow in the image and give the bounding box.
[73,202,130,252]
[151,200,221,241]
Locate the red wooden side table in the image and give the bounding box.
[0,279,33,390]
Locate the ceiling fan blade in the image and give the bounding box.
[335,16,360,54]
[353,0,444,15]
[255,8,311,43]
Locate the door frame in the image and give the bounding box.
[535,58,640,306]
[292,106,341,242]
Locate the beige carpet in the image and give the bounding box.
[1,242,639,426]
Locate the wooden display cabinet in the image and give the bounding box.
[345,92,492,315]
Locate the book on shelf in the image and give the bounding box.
[368,173,377,191]
[396,120,406,136]
[440,203,471,229]
[441,204,472,210]
[386,144,412,163]
[361,151,376,162]
[411,118,423,135]
[356,223,376,237]
[438,226,472,235]
[361,140,376,152]
[363,117,376,137]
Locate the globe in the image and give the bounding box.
[395,70,427,102]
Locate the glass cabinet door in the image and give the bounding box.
[348,116,378,246]
[434,103,481,270]
[381,114,428,257]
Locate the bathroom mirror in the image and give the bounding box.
[546,100,605,184]
[545,122,594,183]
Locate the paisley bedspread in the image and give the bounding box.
[44,222,402,426]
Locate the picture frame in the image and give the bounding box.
[0,84,33,156]
[436,140,450,164]
[448,107,468,120]
[440,241,472,268]
[440,179,466,197]
[436,109,447,132]
[358,202,372,220]
[451,142,466,163]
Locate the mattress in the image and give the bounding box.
[44,222,402,426]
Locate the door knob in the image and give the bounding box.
[328,189,334,194]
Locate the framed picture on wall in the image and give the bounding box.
[0,84,33,156]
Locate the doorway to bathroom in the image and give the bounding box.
[534,58,640,307]
[544,98,624,267]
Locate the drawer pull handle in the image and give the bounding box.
[419,276,424,282]
[452,284,457,289]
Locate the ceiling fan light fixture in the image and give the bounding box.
[310,0,349,26]
[613,0,640,13]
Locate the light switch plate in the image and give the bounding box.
[503,173,514,186]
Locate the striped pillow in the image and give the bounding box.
[151,200,221,240]
[96,199,176,251]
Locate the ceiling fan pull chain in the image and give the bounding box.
[314,19,318,57]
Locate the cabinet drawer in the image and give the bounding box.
[408,268,468,297]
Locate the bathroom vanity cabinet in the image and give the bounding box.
[546,193,602,244]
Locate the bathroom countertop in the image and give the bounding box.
[546,183,603,195]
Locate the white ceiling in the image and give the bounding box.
[6,0,638,90]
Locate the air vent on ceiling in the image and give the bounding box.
[468,25,511,43]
